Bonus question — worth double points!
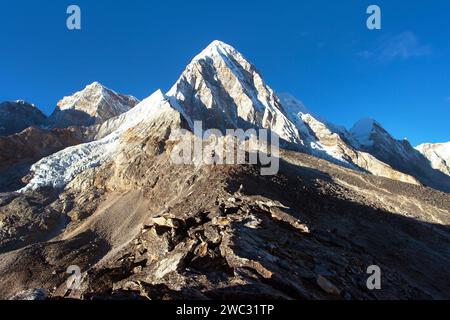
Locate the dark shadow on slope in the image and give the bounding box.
[0,230,111,300]
[171,59,305,152]
[0,162,33,192]
[357,137,450,194]
[47,109,96,128]
[222,158,450,299]
[0,188,65,254]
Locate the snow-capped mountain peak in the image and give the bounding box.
[20,89,169,192]
[350,118,382,147]
[278,93,312,118]
[192,40,240,62]
[0,100,47,136]
[167,40,302,145]
[416,141,450,176]
[47,82,139,128]
[13,41,449,193]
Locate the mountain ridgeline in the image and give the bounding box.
[2,41,447,192]
[0,41,449,300]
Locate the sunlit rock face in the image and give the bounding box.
[166,41,302,146]
[165,41,421,185]
[47,82,139,128]
[0,40,449,301]
[349,119,450,192]
[416,142,450,176]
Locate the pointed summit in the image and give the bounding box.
[192,40,241,62]
[0,100,47,136]
[47,82,139,128]
[416,141,450,176]
[350,118,381,147]
[167,40,302,145]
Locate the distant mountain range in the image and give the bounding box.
[0,41,448,300]
[1,41,448,192]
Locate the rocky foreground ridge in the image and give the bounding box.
[0,41,449,300]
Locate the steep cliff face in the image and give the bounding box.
[416,142,450,176]
[0,100,47,136]
[279,94,421,185]
[47,82,139,128]
[166,41,302,146]
[0,41,448,301]
[349,119,450,192]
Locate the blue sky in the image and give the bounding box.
[0,0,449,145]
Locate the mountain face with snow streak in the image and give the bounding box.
[17,41,423,192]
[166,40,302,147]
[20,90,172,192]
[0,41,444,194]
[47,82,139,129]
[277,94,421,184]
[349,119,450,192]
[21,40,308,193]
[1,40,450,301]
[416,142,450,176]
[0,100,47,136]
[0,84,140,193]
[163,41,419,185]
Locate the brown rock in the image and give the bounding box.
[317,275,341,296]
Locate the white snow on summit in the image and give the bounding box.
[15,40,446,193]
[48,82,139,128]
[350,118,378,147]
[20,90,167,192]
[57,82,137,115]
[278,93,313,118]
[279,93,353,165]
[416,141,450,176]
[167,40,302,145]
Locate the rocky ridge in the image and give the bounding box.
[0,41,449,300]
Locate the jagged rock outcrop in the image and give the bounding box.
[47,82,139,128]
[279,94,420,185]
[0,100,47,136]
[349,119,450,192]
[166,40,302,147]
[0,126,87,171]
[416,142,450,176]
[0,41,448,301]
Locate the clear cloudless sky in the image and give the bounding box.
[0,0,449,145]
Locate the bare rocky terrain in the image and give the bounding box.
[0,136,448,300]
[0,41,448,300]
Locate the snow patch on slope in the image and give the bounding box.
[20,90,167,192]
[415,141,450,175]
[278,93,313,118]
[279,93,353,165]
[350,118,377,147]
[167,40,302,145]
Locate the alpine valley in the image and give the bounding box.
[0,41,449,300]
